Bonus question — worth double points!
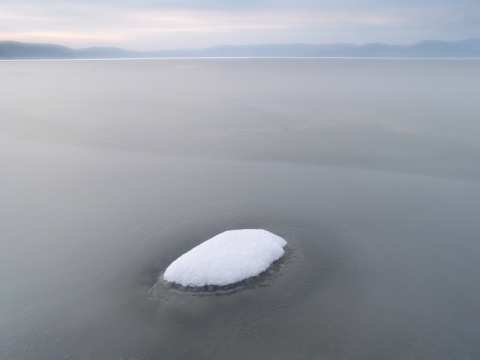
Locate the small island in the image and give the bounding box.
[163,229,287,287]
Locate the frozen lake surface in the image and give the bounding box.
[1,59,480,359]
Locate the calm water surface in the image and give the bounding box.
[1,59,480,359]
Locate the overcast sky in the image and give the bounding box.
[1,0,479,50]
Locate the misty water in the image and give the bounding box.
[1,59,480,359]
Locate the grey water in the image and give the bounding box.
[1,58,480,360]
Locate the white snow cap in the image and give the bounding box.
[164,229,287,287]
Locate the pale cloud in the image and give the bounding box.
[0,1,479,50]
[9,31,125,44]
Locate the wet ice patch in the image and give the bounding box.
[163,229,287,287]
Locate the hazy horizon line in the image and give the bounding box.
[2,37,480,52]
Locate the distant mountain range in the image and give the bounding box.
[1,38,480,59]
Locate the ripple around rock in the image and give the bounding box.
[163,229,287,287]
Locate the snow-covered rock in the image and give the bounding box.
[163,229,287,287]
